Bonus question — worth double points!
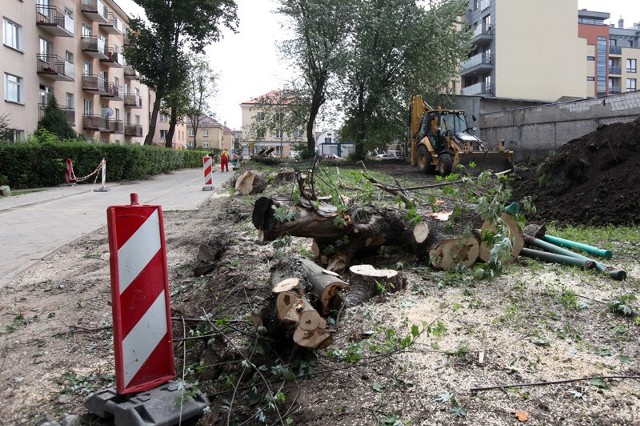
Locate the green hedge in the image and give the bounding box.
[0,140,208,189]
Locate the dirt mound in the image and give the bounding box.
[512,118,640,225]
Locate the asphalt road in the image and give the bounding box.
[0,167,235,287]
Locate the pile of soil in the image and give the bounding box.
[511,118,640,225]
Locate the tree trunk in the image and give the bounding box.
[346,264,406,306]
[165,106,178,148]
[477,213,524,264]
[428,235,480,270]
[235,171,268,195]
[144,90,163,146]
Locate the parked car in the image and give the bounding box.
[319,153,346,161]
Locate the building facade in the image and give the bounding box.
[186,114,233,151]
[240,91,308,158]
[462,0,587,101]
[1,0,151,142]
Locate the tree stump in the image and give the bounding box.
[235,171,268,195]
[345,264,406,306]
[428,235,480,270]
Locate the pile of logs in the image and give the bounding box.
[252,196,524,273]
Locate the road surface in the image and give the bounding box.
[0,168,234,287]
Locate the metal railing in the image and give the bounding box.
[124,93,142,107]
[102,48,123,66]
[609,66,622,75]
[36,4,75,35]
[609,45,622,55]
[124,124,143,136]
[80,0,108,21]
[39,104,75,124]
[81,36,108,56]
[462,51,492,70]
[36,54,75,79]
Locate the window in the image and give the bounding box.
[39,85,53,105]
[188,129,194,136]
[65,51,73,64]
[39,37,51,55]
[256,111,265,121]
[160,130,167,139]
[256,129,266,139]
[83,98,93,115]
[203,142,209,148]
[587,76,595,81]
[82,23,91,37]
[3,18,22,51]
[135,114,140,125]
[294,129,303,138]
[4,73,23,103]
[275,129,283,138]
[66,92,73,109]
[203,129,208,137]
[324,137,332,143]
[627,58,637,73]
[160,113,168,122]
[587,56,595,61]
[627,78,637,91]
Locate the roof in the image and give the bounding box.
[240,90,295,106]
[186,115,223,128]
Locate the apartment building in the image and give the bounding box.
[185,115,233,151]
[461,0,587,101]
[240,91,308,158]
[578,11,640,97]
[1,0,151,142]
[152,111,188,149]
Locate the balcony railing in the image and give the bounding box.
[124,64,140,80]
[124,93,142,108]
[125,124,143,137]
[108,120,124,134]
[609,45,622,55]
[100,48,123,67]
[101,83,123,100]
[81,0,109,23]
[82,36,108,59]
[36,54,75,81]
[462,51,492,71]
[36,5,74,37]
[480,0,490,11]
[83,115,109,131]
[99,12,124,34]
[39,104,75,124]
[609,66,622,75]
[82,74,101,91]
[461,81,492,96]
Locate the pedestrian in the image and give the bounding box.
[220,148,230,172]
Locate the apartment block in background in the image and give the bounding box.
[1,0,151,143]
[578,11,640,97]
[185,115,233,151]
[462,0,587,101]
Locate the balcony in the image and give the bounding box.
[82,74,102,92]
[100,82,123,100]
[461,52,493,76]
[37,54,75,81]
[81,0,108,23]
[124,93,142,108]
[107,120,124,134]
[609,45,622,55]
[609,66,622,75]
[124,64,140,80]
[125,124,143,137]
[461,81,492,96]
[36,5,74,37]
[39,104,75,125]
[472,24,493,46]
[83,115,109,131]
[99,12,124,35]
[82,36,108,59]
[100,49,123,68]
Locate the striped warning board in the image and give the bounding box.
[203,155,213,190]
[107,199,175,394]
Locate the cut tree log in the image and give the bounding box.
[275,168,296,184]
[428,235,480,270]
[235,171,268,195]
[299,259,349,314]
[477,213,524,263]
[345,264,406,306]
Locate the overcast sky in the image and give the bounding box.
[116,0,640,130]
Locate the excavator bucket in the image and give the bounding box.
[454,151,514,174]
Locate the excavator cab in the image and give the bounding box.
[409,95,513,175]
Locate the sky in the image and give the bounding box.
[115,0,640,130]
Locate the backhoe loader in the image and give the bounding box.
[408,95,513,175]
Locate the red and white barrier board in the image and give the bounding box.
[202,155,213,190]
[107,195,175,394]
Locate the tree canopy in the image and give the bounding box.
[125,0,238,146]
[37,95,76,140]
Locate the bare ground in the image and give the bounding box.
[1,161,639,426]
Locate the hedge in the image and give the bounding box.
[0,140,209,189]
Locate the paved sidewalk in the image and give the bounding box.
[0,168,234,287]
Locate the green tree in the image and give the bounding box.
[125,0,238,146]
[338,0,470,159]
[186,57,218,149]
[36,95,76,140]
[277,0,353,152]
[0,114,12,143]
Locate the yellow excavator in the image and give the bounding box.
[408,95,513,175]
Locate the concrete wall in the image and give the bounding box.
[479,91,640,160]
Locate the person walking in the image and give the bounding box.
[220,148,230,172]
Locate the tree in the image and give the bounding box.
[37,95,76,140]
[277,0,353,152]
[125,0,238,146]
[161,77,190,148]
[0,114,13,143]
[186,57,218,149]
[337,0,470,159]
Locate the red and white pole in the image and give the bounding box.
[93,158,109,192]
[65,158,74,185]
[107,193,175,394]
[202,155,214,191]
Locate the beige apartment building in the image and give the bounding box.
[462,0,587,101]
[240,91,307,158]
[152,111,188,149]
[185,115,233,151]
[1,0,151,143]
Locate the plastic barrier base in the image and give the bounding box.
[85,380,209,425]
